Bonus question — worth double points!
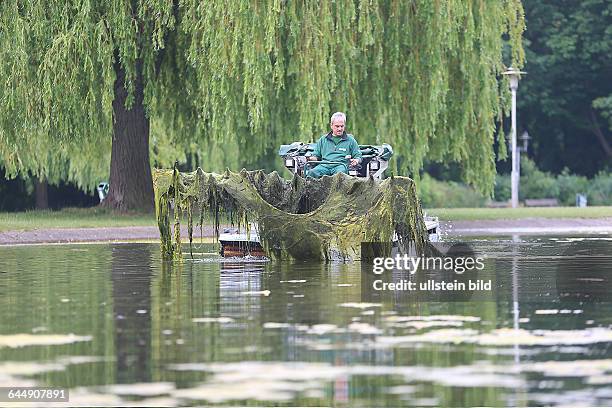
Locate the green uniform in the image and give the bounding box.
[307,132,362,178]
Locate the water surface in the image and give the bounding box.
[0,236,611,406]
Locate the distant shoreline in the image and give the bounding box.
[0,218,610,245]
[442,217,612,236]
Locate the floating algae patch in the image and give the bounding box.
[0,356,108,377]
[168,361,525,404]
[383,315,482,322]
[152,168,428,261]
[104,382,176,397]
[0,333,92,348]
[0,362,65,376]
[376,327,612,347]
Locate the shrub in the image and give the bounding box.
[418,158,610,208]
[418,174,486,208]
[587,171,612,205]
[519,158,560,200]
[492,159,611,206]
[556,169,589,206]
[493,174,511,202]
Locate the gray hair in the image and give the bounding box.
[330,112,346,124]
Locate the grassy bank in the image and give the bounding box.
[0,208,156,232]
[427,206,612,221]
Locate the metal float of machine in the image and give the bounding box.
[219,218,440,258]
[218,225,265,257]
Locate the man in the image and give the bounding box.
[306,112,362,178]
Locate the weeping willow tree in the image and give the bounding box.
[0,0,524,210]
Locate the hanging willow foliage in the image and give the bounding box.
[0,0,524,194]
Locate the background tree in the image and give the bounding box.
[0,0,525,211]
[518,0,611,176]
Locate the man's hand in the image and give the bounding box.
[350,158,359,167]
[307,156,318,161]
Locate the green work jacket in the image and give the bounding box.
[312,132,362,164]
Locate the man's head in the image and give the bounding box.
[330,112,346,136]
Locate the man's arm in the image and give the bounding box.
[309,137,322,161]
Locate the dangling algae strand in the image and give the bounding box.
[153,168,429,261]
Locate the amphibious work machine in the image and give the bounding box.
[279,142,394,180]
[218,142,440,257]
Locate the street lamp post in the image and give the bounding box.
[502,67,526,208]
[518,130,531,182]
[508,130,531,192]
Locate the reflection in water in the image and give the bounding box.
[111,244,153,383]
[512,234,521,365]
[0,237,610,406]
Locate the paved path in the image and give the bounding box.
[0,226,215,245]
[443,217,612,236]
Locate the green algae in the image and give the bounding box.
[153,168,429,261]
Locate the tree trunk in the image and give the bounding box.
[103,57,154,212]
[35,178,48,209]
[589,109,612,158]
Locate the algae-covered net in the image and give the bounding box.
[153,168,429,261]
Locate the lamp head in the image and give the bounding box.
[502,67,526,91]
[521,130,531,151]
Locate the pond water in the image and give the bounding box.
[0,236,611,407]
